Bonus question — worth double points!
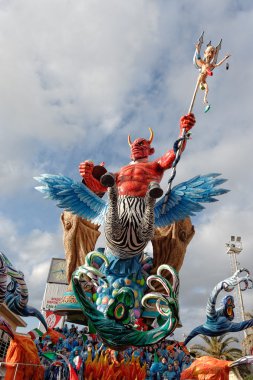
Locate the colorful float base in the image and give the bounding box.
[71,251,180,350]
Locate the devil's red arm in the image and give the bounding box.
[79,161,107,195]
[156,113,195,169]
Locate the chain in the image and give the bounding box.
[161,129,191,214]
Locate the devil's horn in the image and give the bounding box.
[148,128,154,144]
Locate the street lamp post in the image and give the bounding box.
[225,236,249,354]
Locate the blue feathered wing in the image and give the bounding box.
[34,174,108,225]
[154,173,229,228]
[35,173,228,228]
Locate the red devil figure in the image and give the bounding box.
[79,114,195,258]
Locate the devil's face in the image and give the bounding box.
[223,295,235,321]
[130,138,154,161]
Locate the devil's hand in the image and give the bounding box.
[79,160,94,181]
[79,160,107,194]
[180,113,196,134]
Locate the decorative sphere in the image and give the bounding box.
[113,280,121,288]
[112,289,119,297]
[102,296,109,305]
[96,297,101,305]
[97,286,102,294]
[92,293,98,302]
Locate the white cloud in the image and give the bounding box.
[0,214,63,311]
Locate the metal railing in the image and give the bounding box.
[0,361,45,380]
[0,331,10,362]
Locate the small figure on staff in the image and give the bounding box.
[193,32,230,112]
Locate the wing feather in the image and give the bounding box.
[155,174,229,227]
[35,174,107,225]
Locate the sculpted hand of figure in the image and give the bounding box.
[79,160,94,178]
[179,113,196,133]
[79,160,107,195]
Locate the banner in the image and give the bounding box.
[39,258,68,330]
[42,283,68,311]
[45,311,64,329]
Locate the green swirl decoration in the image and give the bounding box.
[72,262,179,350]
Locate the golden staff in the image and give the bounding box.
[161,33,230,214]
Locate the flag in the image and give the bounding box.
[28,328,43,340]
[68,363,79,380]
[41,351,58,361]
[57,352,79,380]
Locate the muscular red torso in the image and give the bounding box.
[115,149,175,197]
[115,162,162,197]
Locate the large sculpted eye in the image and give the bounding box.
[138,141,143,146]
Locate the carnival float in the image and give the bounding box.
[34,32,241,351]
[1,32,252,380]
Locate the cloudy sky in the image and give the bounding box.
[0,0,252,342]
